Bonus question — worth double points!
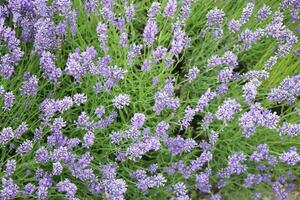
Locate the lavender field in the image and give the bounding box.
[0,0,299,199]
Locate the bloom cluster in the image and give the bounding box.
[239,103,279,137]
[268,74,300,105]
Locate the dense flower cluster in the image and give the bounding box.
[0,0,299,200]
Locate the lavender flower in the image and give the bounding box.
[96,22,108,52]
[1,178,19,199]
[0,18,23,78]
[101,163,117,179]
[148,2,161,18]
[218,67,233,83]
[189,151,213,172]
[23,183,36,197]
[40,51,62,83]
[166,135,197,156]
[124,136,160,160]
[34,18,61,54]
[57,179,77,199]
[143,19,158,46]
[169,25,189,55]
[3,91,14,110]
[196,169,212,193]
[4,159,16,177]
[180,106,196,130]
[131,113,146,129]
[0,127,14,145]
[141,58,152,72]
[279,147,300,166]
[195,88,217,112]
[210,194,222,200]
[250,144,270,162]
[131,170,166,193]
[185,67,200,83]
[119,32,128,48]
[101,6,115,25]
[16,139,33,155]
[52,162,63,176]
[202,112,215,130]
[85,0,99,15]
[209,130,219,145]
[163,0,177,18]
[127,44,143,65]
[242,79,261,104]
[112,94,130,109]
[272,181,288,200]
[14,122,28,139]
[180,0,193,20]
[35,147,49,164]
[205,8,225,39]
[154,79,180,115]
[21,74,39,96]
[171,182,191,200]
[155,121,169,139]
[153,46,168,61]
[239,103,279,137]
[83,131,95,148]
[37,185,49,200]
[73,93,87,105]
[240,2,255,25]
[268,74,300,105]
[101,178,127,199]
[264,56,278,70]
[279,122,300,137]
[228,19,242,33]
[65,49,86,80]
[206,8,225,27]
[215,99,241,122]
[240,28,265,50]
[256,4,272,21]
[0,85,4,96]
[125,3,135,22]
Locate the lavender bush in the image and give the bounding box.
[0,0,299,199]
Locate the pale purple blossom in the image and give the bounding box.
[268,74,300,105]
[239,103,279,137]
[3,91,14,110]
[171,182,191,200]
[96,22,108,52]
[125,3,135,22]
[163,0,177,18]
[83,131,95,148]
[279,122,300,137]
[21,74,39,96]
[131,113,146,129]
[112,94,130,109]
[148,2,161,18]
[279,147,300,166]
[180,106,196,130]
[143,19,158,46]
[57,179,77,199]
[40,51,62,83]
[119,32,128,48]
[153,46,168,61]
[185,67,200,83]
[256,4,272,20]
[196,169,212,193]
[4,159,16,177]
[1,178,19,199]
[16,139,33,155]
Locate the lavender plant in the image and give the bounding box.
[0,0,299,200]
